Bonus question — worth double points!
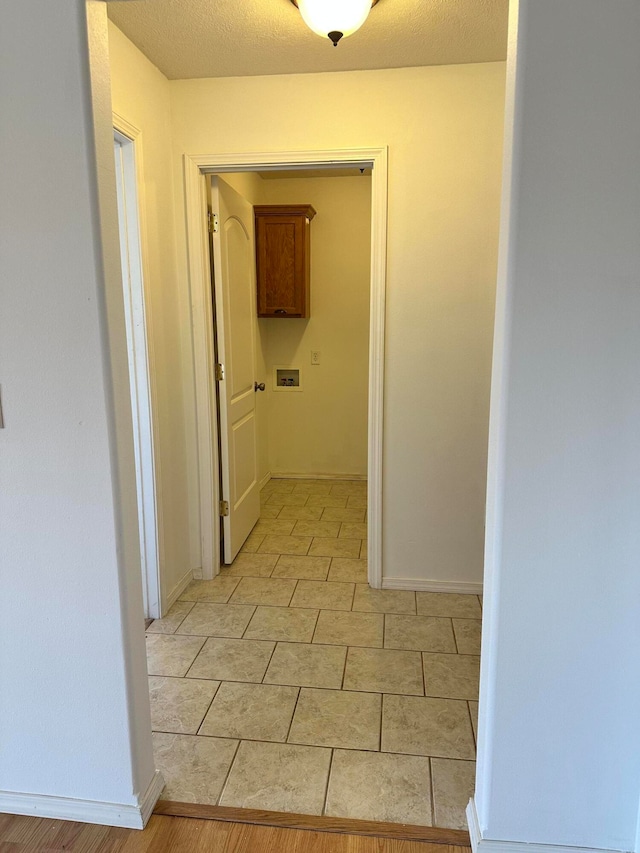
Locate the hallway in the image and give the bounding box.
[145,479,480,830]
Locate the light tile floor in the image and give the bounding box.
[146,478,480,829]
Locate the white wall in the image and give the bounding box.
[260,175,371,479]
[169,63,505,590]
[0,0,157,825]
[475,1,640,849]
[108,22,194,603]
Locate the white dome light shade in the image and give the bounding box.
[297,0,372,45]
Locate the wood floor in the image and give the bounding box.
[0,812,472,852]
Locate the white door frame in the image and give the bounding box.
[113,114,165,618]
[184,148,388,588]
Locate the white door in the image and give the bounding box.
[210,176,261,564]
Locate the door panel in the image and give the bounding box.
[210,176,260,563]
[233,412,257,501]
[225,219,254,397]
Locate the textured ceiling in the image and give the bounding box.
[107,0,508,80]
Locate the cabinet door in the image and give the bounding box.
[256,214,308,317]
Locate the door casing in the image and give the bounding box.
[113,114,164,618]
[184,148,388,588]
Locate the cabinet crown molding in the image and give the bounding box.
[254,204,317,220]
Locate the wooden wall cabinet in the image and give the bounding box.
[255,204,316,318]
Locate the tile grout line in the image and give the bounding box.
[323,557,331,582]
[339,644,349,690]
[240,605,258,638]
[192,682,477,758]
[283,686,302,744]
[168,601,195,635]
[216,736,243,807]
[176,600,416,624]
[287,578,300,607]
[178,636,207,680]
[321,748,335,817]
[194,680,222,736]
[309,608,322,645]
[153,724,477,759]
[428,756,437,826]
[260,639,280,684]
[187,733,355,748]
[467,699,477,750]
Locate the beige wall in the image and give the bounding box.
[107,21,505,588]
[258,175,371,478]
[108,22,195,597]
[169,63,505,589]
[219,171,264,206]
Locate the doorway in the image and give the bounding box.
[209,169,372,572]
[182,148,388,588]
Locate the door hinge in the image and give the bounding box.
[219,500,229,517]
[215,363,225,381]
[208,211,219,233]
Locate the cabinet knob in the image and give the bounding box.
[274,308,288,314]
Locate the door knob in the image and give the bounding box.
[254,382,266,392]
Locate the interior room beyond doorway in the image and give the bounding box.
[210,166,373,569]
[226,167,371,476]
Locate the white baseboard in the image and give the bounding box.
[259,471,272,489]
[382,577,483,595]
[270,472,367,481]
[467,797,482,853]
[166,567,194,610]
[466,798,629,853]
[139,770,165,827]
[0,771,164,830]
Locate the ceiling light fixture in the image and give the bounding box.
[290,0,379,47]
